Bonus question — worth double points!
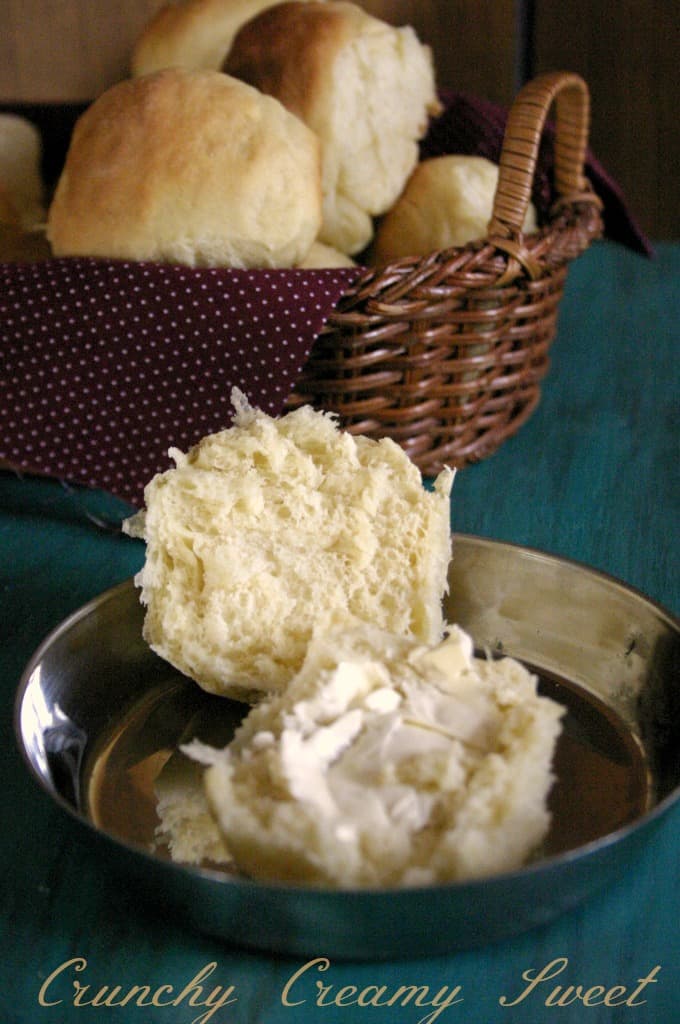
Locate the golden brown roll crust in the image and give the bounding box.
[131,0,324,77]
[226,2,352,118]
[225,1,440,255]
[371,155,538,265]
[46,68,322,268]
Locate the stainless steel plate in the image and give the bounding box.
[14,535,680,959]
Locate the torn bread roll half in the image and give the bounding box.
[186,621,564,887]
[124,391,454,701]
[47,68,322,268]
[224,0,440,256]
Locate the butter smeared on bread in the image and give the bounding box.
[193,621,564,887]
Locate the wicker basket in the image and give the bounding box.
[286,71,604,474]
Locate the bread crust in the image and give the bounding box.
[225,2,356,126]
[132,0,322,76]
[224,1,439,254]
[372,155,538,264]
[46,69,322,268]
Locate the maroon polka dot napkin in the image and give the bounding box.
[422,91,653,257]
[0,258,360,506]
[0,92,650,509]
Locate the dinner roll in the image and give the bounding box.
[46,68,322,268]
[194,621,564,887]
[131,0,324,77]
[0,113,45,229]
[371,155,538,264]
[123,391,453,700]
[224,1,440,255]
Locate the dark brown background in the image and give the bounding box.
[2,0,677,239]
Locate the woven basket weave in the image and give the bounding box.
[286,71,604,474]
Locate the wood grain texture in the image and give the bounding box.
[0,0,517,103]
[1,0,160,101]
[533,1,680,239]
[0,0,676,237]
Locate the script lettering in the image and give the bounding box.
[499,958,661,1009]
[281,957,463,1021]
[37,957,237,1021]
[38,957,87,1007]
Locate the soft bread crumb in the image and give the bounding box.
[296,239,356,268]
[224,1,440,255]
[124,391,453,699]
[154,750,232,865]
[195,621,564,887]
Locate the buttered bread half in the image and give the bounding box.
[124,392,453,700]
[190,621,564,887]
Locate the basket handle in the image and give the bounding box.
[488,71,598,249]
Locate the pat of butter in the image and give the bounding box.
[414,623,474,676]
[364,686,402,713]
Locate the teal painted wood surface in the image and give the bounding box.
[450,240,679,616]
[2,241,678,1023]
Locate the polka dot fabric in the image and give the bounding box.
[0,257,360,506]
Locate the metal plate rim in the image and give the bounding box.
[14,533,680,899]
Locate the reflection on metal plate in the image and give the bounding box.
[14,535,680,959]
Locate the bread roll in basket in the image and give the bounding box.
[2,71,603,498]
[285,70,603,473]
